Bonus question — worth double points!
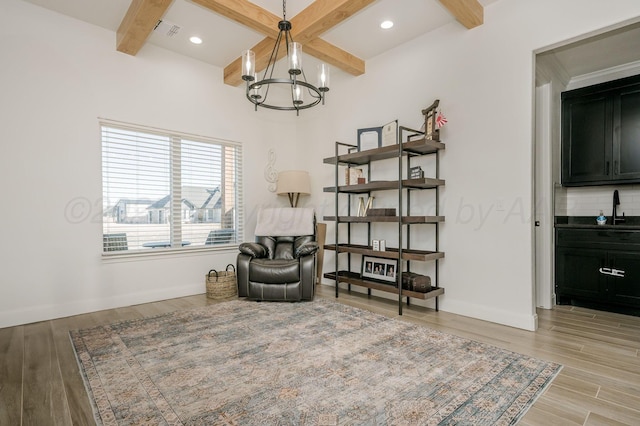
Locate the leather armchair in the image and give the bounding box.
[237,209,318,301]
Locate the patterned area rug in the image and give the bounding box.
[70,299,561,425]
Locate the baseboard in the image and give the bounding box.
[443,299,538,331]
[319,283,538,331]
[0,282,204,329]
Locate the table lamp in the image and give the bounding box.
[277,170,311,207]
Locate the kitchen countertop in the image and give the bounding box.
[555,216,640,230]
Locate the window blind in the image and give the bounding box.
[101,122,243,254]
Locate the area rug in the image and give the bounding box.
[70,299,561,425]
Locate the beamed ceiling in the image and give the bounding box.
[115,0,484,86]
[21,0,640,88]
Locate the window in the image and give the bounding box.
[101,122,243,254]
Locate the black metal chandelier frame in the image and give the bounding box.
[241,0,329,114]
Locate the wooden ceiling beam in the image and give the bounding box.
[116,0,175,55]
[190,0,281,38]
[289,0,376,44]
[198,0,373,86]
[438,0,483,29]
[304,38,365,77]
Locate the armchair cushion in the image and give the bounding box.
[249,258,300,284]
[239,242,267,258]
[295,241,319,258]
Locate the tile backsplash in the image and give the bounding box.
[555,184,640,217]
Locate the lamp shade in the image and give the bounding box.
[277,170,311,195]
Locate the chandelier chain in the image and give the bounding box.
[282,0,286,21]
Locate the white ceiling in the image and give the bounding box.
[540,21,640,79]
[21,0,498,71]
[19,0,640,82]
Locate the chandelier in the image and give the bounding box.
[241,0,330,115]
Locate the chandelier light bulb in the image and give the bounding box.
[293,84,303,105]
[289,42,302,75]
[317,64,330,91]
[241,50,255,81]
[251,74,262,100]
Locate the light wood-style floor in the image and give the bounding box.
[1,284,639,425]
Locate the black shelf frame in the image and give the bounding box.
[324,124,445,315]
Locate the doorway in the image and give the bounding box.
[533,21,640,311]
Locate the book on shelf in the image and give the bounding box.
[345,168,363,185]
[366,208,396,216]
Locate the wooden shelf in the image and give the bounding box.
[324,113,445,315]
[324,271,445,300]
[323,244,444,261]
[324,177,445,193]
[323,138,445,166]
[323,216,444,224]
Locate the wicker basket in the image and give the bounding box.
[206,264,237,299]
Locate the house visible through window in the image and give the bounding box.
[101,122,243,253]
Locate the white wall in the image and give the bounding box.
[302,0,640,330]
[0,0,298,328]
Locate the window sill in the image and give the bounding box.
[102,244,238,262]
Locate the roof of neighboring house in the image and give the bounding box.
[182,186,221,209]
[148,195,170,209]
[199,187,222,209]
[146,187,222,210]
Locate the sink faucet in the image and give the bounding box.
[613,190,626,225]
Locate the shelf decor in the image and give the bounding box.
[357,196,374,217]
[382,120,398,146]
[422,99,441,141]
[357,126,382,151]
[345,168,363,185]
[362,256,397,283]
[410,166,424,179]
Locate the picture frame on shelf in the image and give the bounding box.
[381,120,398,146]
[357,127,382,151]
[362,255,397,283]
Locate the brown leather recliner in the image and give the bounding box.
[237,208,318,301]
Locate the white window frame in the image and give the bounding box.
[100,120,243,256]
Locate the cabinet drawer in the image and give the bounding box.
[556,228,640,250]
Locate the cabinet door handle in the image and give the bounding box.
[599,267,625,277]
[606,161,610,175]
[599,267,613,276]
[612,268,625,277]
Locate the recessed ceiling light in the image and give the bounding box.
[380,20,394,30]
[189,36,203,45]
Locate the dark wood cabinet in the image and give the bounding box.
[562,74,640,186]
[555,246,606,300]
[555,228,640,310]
[615,86,640,180]
[607,250,640,306]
